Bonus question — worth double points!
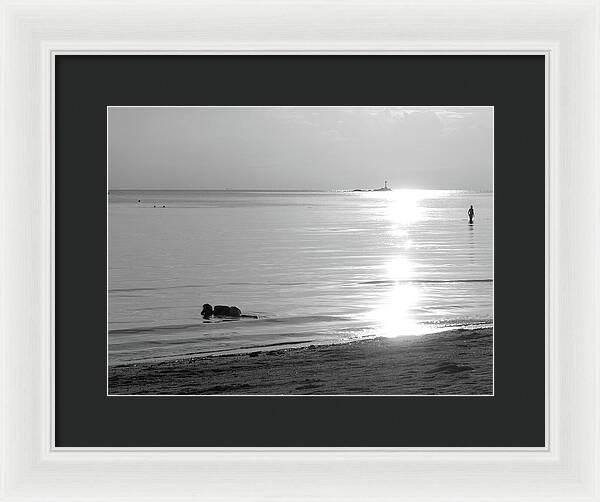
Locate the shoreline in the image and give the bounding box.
[108,327,493,395]
[109,322,494,367]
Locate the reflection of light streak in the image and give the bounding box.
[366,283,421,338]
[385,195,422,225]
[384,256,413,281]
[361,189,454,338]
[366,189,431,226]
[359,256,422,337]
[390,227,408,238]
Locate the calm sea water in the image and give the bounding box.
[108,190,493,366]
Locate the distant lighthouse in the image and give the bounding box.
[374,180,392,192]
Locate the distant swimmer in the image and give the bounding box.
[468,205,475,224]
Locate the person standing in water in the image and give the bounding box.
[468,205,475,224]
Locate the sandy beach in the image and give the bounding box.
[108,327,492,395]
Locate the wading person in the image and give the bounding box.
[468,205,475,224]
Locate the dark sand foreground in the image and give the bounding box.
[109,328,493,395]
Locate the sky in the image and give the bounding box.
[108,106,493,190]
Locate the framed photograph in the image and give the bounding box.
[2,1,599,501]
[106,104,495,398]
[59,55,535,448]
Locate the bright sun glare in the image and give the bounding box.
[367,283,422,338]
[368,188,432,226]
[361,189,442,338]
[384,256,413,282]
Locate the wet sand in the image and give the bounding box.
[108,328,493,395]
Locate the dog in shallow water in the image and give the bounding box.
[213,305,241,317]
[202,303,256,320]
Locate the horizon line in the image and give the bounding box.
[107,188,493,192]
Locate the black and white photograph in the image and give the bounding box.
[107,106,494,396]
[10,0,600,494]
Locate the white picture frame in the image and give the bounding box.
[1,1,598,500]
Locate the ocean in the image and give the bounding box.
[108,189,493,366]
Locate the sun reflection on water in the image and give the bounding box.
[384,256,413,281]
[366,188,435,226]
[361,189,445,338]
[367,283,422,338]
